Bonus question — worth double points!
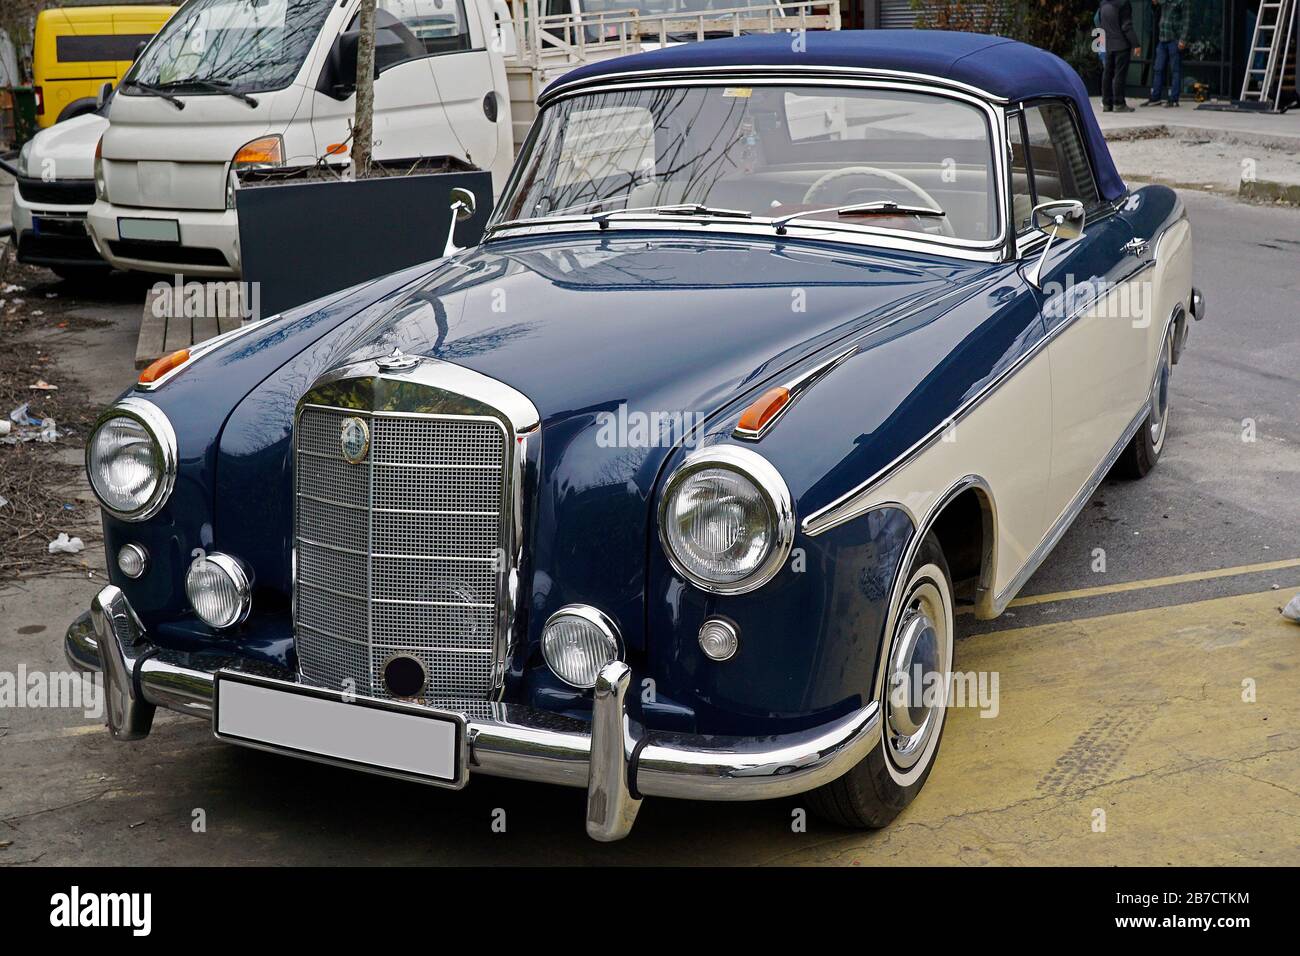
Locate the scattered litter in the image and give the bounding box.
[1284,594,1300,623]
[40,419,60,442]
[2,283,22,294]
[128,821,147,829]
[10,403,39,426]
[0,421,9,436]
[0,840,12,850]
[31,310,44,317]
[0,496,7,508]
[48,533,86,554]
[29,380,58,391]
[45,292,58,299]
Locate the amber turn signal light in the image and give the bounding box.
[736,386,790,436]
[232,135,284,167]
[138,349,190,384]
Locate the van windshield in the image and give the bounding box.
[124,0,336,95]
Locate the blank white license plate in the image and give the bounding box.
[118,217,180,243]
[213,672,466,788]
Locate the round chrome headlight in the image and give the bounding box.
[86,398,177,521]
[185,552,252,629]
[541,605,621,689]
[659,446,794,594]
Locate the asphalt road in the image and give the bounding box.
[1,190,1297,865]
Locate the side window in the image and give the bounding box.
[1022,102,1100,210]
[357,0,471,72]
[1007,113,1035,234]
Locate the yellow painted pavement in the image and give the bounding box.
[779,587,1300,865]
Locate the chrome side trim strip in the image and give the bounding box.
[802,256,1160,537]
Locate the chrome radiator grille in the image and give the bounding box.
[294,405,507,706]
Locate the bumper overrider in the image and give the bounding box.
[67,586,881,841]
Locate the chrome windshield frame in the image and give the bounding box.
[491,72,1011,261]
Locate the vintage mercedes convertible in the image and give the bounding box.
[67,31,1202,841]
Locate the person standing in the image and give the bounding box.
[1099,0,1142,112]
[1142,0,1189,106]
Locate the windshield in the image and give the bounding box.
[124,0,336,95]
[497,84,1000,243]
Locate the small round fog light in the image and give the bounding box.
[698,618,739,661]
[185,552,252,629]
[541,605,621,689]
[117,543,148,579]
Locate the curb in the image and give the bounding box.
[1239,178,1300,205]
[1102,122,1300,152]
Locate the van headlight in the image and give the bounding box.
[658,446,794,594]
[86,398,177,521]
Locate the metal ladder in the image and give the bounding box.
[1240,0,1298,110]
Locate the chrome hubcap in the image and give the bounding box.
[885,580,949,770]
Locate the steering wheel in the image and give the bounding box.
[802,165,956,238]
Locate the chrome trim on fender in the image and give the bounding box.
[85,396,178,522]
[802,249,1163,538]
[657,444,796,595]
[733,346,855,441]
[65,586,883,842]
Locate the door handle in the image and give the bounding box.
[1122,237,1150,257]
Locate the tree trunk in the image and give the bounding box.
[352,0,377,178]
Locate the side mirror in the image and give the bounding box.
[443,187,477,257]
[96,81,114,109]
[132,41,147,62]
[321,30,361,97]
[1026,199,1085,289]
[1032,199,1085,241]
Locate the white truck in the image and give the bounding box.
[87,0,839,277]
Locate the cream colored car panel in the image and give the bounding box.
[856,347,1055,607]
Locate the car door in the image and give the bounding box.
[311,0,500,172]
[1013,100,1150,527]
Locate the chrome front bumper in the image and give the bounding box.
[67,586,880,841]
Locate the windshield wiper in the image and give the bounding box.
[592,203,753,230]
[487,203,754,238]
[157,77,258,108]
[122,79,185,110]
[772,200,945,235]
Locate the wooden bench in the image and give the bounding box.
[136,281,247,368]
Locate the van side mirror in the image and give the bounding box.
[133,41,147,62]
[1026,199,1085,289]
[96,82,114,110]
[321,29,361,98]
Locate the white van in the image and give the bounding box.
[87,0,517,277]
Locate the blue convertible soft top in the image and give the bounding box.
[550,30,1126,202]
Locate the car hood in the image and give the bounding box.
[332,233,990,430]
[216,233,1000,653]
[28,112,107,179]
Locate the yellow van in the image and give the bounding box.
[33,2,177,128]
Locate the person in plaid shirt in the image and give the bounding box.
[1142,0,1190,106]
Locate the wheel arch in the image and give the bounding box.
[870,474,999,701]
